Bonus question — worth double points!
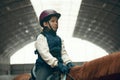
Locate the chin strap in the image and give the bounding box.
[48,22,54,31]
[48,21,57,33]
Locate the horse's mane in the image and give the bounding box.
[67,52,120,80]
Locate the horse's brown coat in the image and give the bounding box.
[67,52,120,80]
[13,52,120,80]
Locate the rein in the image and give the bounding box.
[66,73,75,80]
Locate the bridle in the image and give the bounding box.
[66,73,75,80]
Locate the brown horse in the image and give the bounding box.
[13,52,120,80]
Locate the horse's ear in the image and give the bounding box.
[72,65,81,69]
[70,65,81,73]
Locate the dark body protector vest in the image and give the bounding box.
[35,29,63,67]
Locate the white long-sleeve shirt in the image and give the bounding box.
[35,34,72,68]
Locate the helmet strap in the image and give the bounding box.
[48,21,55,32]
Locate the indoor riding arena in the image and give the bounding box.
[0,0,120,80]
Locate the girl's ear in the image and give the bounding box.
[43,22,48,27]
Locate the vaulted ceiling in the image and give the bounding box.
[0,0,120,60]
[0,0,41,58]
[73,0,120,53]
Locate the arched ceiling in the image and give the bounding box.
[0,0,120,59]
[73,0,120,53]
[0,0,41,58]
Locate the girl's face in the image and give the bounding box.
[44,16,58,32]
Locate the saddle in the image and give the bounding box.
[47,72,66,80]
[30,65,67,80]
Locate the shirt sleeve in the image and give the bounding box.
[35,34,58,68]
[61,39,72,64]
